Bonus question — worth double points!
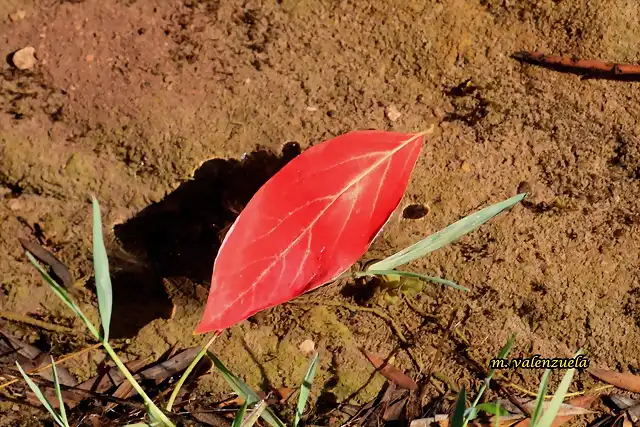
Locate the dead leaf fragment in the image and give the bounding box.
[588,367,640,393]
[12,47,36,70]
[363,350,417,390]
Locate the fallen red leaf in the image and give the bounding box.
[195,129,431,333]
[364,350,418,390]
[588,367,640,393]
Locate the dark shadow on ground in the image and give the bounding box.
[109,142,301,338]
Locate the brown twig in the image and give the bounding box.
[0,310,77,334]
[0,342,102,391]
[19,238,74,289]
[513,51,640,79]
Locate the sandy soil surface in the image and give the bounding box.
[1,0,640,425]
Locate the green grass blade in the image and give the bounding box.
[529,368,551,426]
[15,362,66,427]
[241,400,267,427]
[25,251,101,340]
[494,403,501,427]
[50,357,68,426]
[232,399,250,427]
[358,270,469,292]
[207,351,286,427]
[166,334,218,412]
[451,386,467,427]
[464,335,516,427]
[486,334,516,383]
[122,424,150,427]
[92,197,113,342]
[475,402,508,416]
[536,350,582,427]
[368,194,527,271]
[294,352,320,427]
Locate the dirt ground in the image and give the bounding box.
[1,0,640,425]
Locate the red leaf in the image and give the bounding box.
[195,129,431,334]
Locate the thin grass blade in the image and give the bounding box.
[25,251,101,340]
[92,197,113,342]
[465,334,516,426]
[536,350,583,427]
[486,334,516,384]
[368,193,527,271]
[530,369,552,426]
[15,362,65,427]
[207,351,286,427]
[50,357,68,426]
[166,334,219,412]
[294,352,320,427]
[475,402,509,417]
[359,269,468,292]
[232,399,250,427]
[451,386,467,427]
[241,400,267,427]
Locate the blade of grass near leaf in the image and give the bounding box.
[50,358,68,426]
[536,350,583,427]
[529,369,551,426]
[232,399,249,427]
[16,362,65,427]
[451,387,467,427]
[368,194,526,271]
[166,334,219,412]
[475,403,509,417]
[357,270,468,292]
[587,367,640,393]
[294,352,319,427]
[364,351,418,390]
[241,400,267,427]
[92,197,113,342]
[206,351,286,427]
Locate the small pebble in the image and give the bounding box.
[11,46,36,70]
[9,10,26,21]
[386,104,401,122]
[86,54,94,62]
[461,161,472,172]
[299,339,315,355]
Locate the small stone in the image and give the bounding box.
[386,104,401,122]
[9,10,26,21]
[86,54,94,62]
[461,161,472,172]
[7,198,22,211]
[299,339,315,355]
[11,46,36,70]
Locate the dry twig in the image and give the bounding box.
[513,51,640,79]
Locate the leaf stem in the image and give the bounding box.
[102,342,175,427]
[166,332,220,412]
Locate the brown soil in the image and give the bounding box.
[1,0,640,425]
